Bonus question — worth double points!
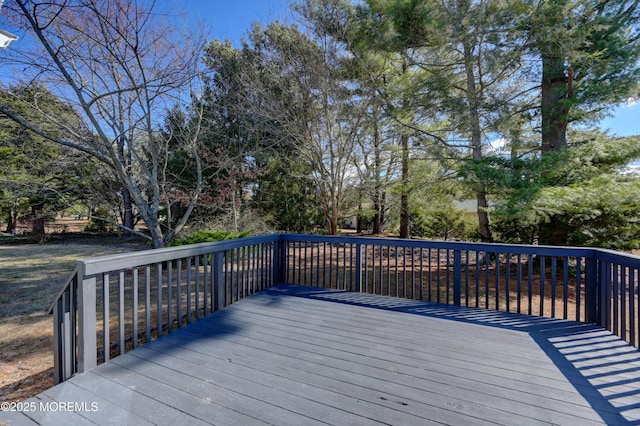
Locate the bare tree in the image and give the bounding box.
[0,0,205,247]
[204,20,368,235]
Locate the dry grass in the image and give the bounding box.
[0,236,146,403]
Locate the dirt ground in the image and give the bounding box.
[0,233,147,403]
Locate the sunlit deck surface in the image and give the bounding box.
[4,284,640,425]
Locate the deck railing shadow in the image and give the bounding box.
[276,284,640,424]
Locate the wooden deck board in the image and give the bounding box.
[3,284,640,425]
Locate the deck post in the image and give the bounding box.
[273,237,286,284]
[453,250,461,306]
[52,293,71,383]
[586,257,598,324]
[599,260,611,329]
[213,252,224,311]
[77,272,97,374]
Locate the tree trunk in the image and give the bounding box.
[541,54,569,155]
[463,39,493,243]
[399,133,410,239]
[539,54,571,245]
[372,117,382,235]
[356,193,363,233]
[372,187,381,235]
[117,137,134,236]
[5,207,16,233]
[380,191,386,232]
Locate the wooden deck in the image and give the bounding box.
[3,284,640,425]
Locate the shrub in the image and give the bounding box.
[84,208,115,233]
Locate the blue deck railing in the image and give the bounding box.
[50,234,640,383]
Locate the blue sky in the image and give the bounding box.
[2,0,638,136]
[185,0,292,45]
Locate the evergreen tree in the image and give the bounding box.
[0,85,88,233]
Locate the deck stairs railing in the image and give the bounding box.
[50,233,640,383]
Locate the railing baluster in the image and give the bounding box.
[203,255,208,314]
[464,251,469,307]
[621,265,627,341]
[309,243,315,286]
[402,247,407,299]
[371,245,377,294]
[505,254,510,313]
[242,245,248,296]
[355,244,362,292]
[304,241,308,287]
[329,242,333,289]
[484,252,490,310]
[297,241,302,285]
[630,268,636,347]
[576,258,582,322]
[436,249,441,304]
[133,267,139,347]
[186,257,192,323]
[145,266,151,342]
[361,244,366,293]
[224,250,230,306]
[252,244,256,292]
[419,248,424,300]
[118,270,125,355]
[528,254,534,315]
[394,246,399,297]
[613,263,619,336]
[563,257,569,320]
[177,259,182,328]
[378,244,384,294]
[475,251,480,308]
[495,252,500,311]
[195,255,200,320]
[517,254,522,314]
[103,272,110,362]
[540,256,546,317]
[342,243,347,290]
[446,250,451,304]
[157,263,163,336]
[586,257,597,324]
[411,248,415,299]
[387,245,391,296]
[551,257,556,318]
[167,262,172,333]
[603,261,612,330]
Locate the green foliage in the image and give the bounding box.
[251,155,324,233]
[84,208,116,234]
[0,84,89,231]
[410,203,470,241]
[473,132,640,249]
[168,230,252,247]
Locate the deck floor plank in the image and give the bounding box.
[180,312,616,418]
[177,299,610,424]
[3,284,640,425]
